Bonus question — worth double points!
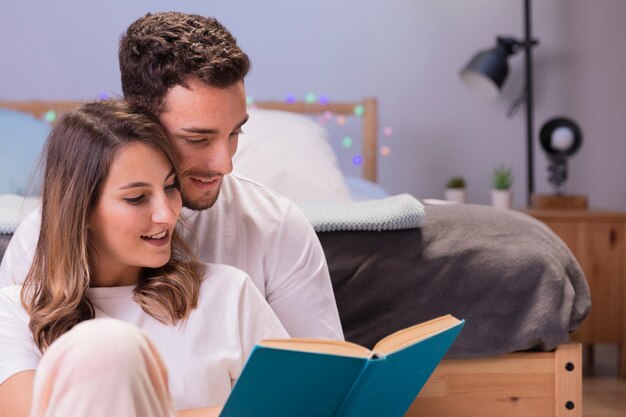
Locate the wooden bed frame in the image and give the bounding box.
[1,99,583,417]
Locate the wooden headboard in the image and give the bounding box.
[0,98,379,182]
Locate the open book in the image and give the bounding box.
[220,314,464,417]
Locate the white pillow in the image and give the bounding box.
[233,108,352,204]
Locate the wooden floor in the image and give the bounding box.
[583,344,626,417]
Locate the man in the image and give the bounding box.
[0,12,343,340]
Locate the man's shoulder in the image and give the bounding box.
[0,285,24,313]
[187,173,302,223]
[224,173,295,207]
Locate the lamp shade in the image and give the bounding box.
[460,39,518,98]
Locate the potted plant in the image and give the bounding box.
[445,176,467,204]
[491,165,514,209]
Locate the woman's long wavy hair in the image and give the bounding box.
[21,99,205,352]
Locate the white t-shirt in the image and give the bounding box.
[0,173,344,340]
[0,263,288,409]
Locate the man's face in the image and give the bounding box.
[159,79,248,210]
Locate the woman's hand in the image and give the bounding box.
[0,370,35,417]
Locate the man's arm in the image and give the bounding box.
[264,203,344,340]
[0,208,40,287]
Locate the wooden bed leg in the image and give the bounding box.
[555,342,582,417]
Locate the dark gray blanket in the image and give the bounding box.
[318,203,591,358]
[0,235,9,261]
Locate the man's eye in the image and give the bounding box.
[185,138,206,145]
[230,129,243,138]
[124,195,145,205]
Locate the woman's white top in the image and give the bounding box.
[0,263,288,409]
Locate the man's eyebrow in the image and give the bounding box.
[237,114,250,129]
[180,115,249,135]
[180,127,219,135]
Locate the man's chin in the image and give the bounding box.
[182,189,220,211]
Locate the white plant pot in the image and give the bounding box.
[491,189,513,209]
[445,188,467,204]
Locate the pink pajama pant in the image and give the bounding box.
[30,318,177,417]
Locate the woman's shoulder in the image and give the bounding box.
[199,263,254,292]
[194,263,263,317]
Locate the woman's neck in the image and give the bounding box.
[90,261,142,288]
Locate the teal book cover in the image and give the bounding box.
[220,315,464,417]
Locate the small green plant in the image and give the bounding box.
[492,165,514,190]
[446,176,466,189]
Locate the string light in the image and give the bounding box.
[43,111,57,123]
[98,92,110,100]
[273,92,397,164]
[246,96,254,106]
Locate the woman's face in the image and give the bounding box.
[88,142,182,287]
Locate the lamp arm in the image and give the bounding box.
[507,86,527,118]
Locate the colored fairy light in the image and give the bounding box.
[352,155,363,166]
[342,136,353,148]
[246,96,254,106]
[286,94,297,103]
[336,115,346,126]
[98,92,109,100]
[323,110,333,120]
[318,95,329,104]
[317,115,328,125]
[43,110,57,123]
[353,105,365,117]
[383,126,394,137]
[380,146,391,156]
[305,93,317,104]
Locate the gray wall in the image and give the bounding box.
[2,0,625,209]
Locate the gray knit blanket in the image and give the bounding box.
[300,194,425,232]
[0,194,40,235]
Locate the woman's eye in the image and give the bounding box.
[165,182,178,192]
[124,195,145,205]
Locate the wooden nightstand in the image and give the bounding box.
[524,208,626,378]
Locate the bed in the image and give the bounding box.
[0,98,590,417]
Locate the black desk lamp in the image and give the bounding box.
[460,0,538,207]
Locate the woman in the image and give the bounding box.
[0,100,287,417]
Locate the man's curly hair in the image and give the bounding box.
[119,12,250,116]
